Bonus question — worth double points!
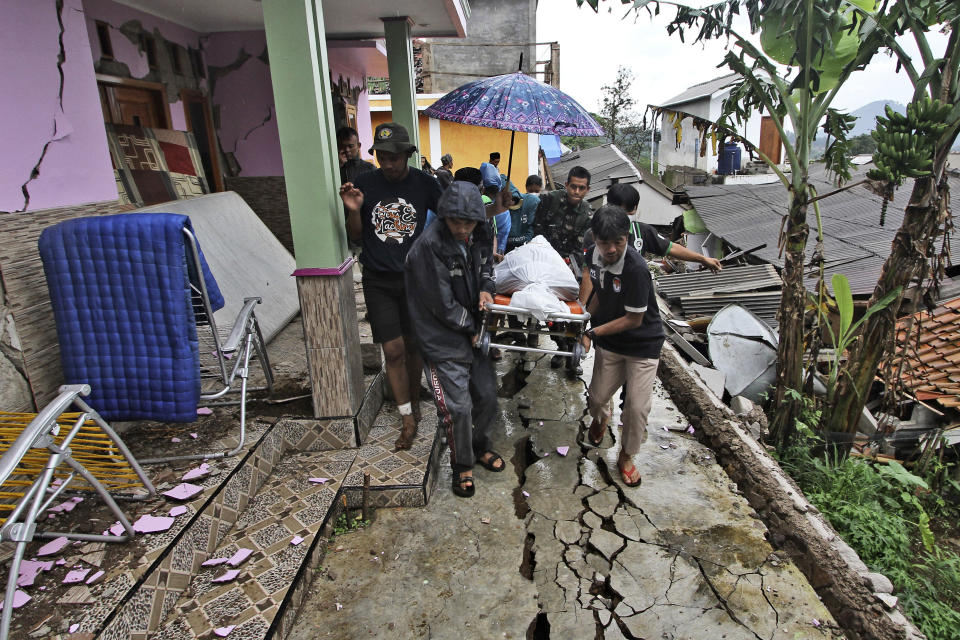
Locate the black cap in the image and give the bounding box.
[369,122,417,155]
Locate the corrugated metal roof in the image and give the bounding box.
[656,264,782,300]
[551,144,685,225]
[681,291,782,328]
[656,73,742,109]
[550,143,642,201]
[685,166,960,296]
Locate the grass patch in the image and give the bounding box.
[779,428,960,640]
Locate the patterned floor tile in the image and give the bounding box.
[154,450,354,637]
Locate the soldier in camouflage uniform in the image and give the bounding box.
[532,165,593,376]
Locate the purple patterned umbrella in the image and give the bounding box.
[424,71,603,181]
[424,71,604,137]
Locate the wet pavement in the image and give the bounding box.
[288,349,841,639]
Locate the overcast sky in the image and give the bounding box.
[536,2,947,117]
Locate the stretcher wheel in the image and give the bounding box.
[570,342,583,368]
[479,332,491,357]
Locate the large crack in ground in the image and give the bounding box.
[507,353,833,640]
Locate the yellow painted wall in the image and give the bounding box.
[438,120,530,183]
[369,107,531,182]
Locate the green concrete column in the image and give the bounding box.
[382,16,420,167]
[262,0,346,269]
[263,0,364,420]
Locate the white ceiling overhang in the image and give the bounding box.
[113,0,468,37]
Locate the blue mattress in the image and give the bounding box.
[39,213,224,422]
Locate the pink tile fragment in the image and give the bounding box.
[85,570,105,585]
[182,463,211,481]
[163,483,204,501]
[0,590,30,610]
[201,557,228,567]
[211,569,240,583]
[69,624,80,633]
[37,536,69,556]
[169,505,188,517]
[197,407,213,415]
[132,514,175,534]
[290,536,304,546]
[522,490,530,498]
[308,477,329,484]
[56,559,66,566]
[109,522,126,536]
[190,432,198,439]
[214,626,236,637]
[171,437,182,443]
[556,446,569,456]
[16,560,53,587]
[227,548,253,567]
[70,496,83,503]
[63,568,90,584]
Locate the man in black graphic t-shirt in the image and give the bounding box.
[340,122,442,451]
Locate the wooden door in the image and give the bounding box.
[98,75,170,128]
[759,116,781,164]
[181,90,224,192]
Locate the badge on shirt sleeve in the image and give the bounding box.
[612,277,621,292]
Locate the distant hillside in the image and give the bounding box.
[788,100,959,157]
[848,100,906,137]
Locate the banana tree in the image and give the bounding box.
[579,0,891,449]
[824,1,960,435]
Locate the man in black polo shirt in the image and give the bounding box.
[340,122,441,450]
[579,206,665,487]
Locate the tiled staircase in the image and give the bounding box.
[8,371,444,640]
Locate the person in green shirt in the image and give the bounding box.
[533,166,594,375]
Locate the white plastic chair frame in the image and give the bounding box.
[139,228,274,464]
[0,384,155,640]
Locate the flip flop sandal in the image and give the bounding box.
[619,462,642,488]
[453,474,475,498]
[587,419,607,447]
[477,451,505,472]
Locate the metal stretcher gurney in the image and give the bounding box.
[477,294,591,366]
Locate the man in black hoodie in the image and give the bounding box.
[405,181,504,498]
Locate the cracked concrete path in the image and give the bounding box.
[288,352,841,639]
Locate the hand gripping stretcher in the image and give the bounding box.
[476,294,591,367]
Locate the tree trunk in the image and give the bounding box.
[770,188,811,450]
[824,175,948,434]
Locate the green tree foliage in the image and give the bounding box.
[848,132,877,154]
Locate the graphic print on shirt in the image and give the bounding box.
[371,197,417,244]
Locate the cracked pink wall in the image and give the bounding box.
[82,0,207,128]
[0,0,116,212]
[207,33,376,177]
[206,31,282,177]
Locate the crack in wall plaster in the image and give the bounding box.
[20,0,67,213]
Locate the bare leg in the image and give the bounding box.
[404,338,423,421]
[382,336,418,449]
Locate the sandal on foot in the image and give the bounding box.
[587,419,607,447]
[477,451,505,472]
[618,460,642,487]
[452,473,475,498]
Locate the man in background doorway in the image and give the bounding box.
[337,126,375,185]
